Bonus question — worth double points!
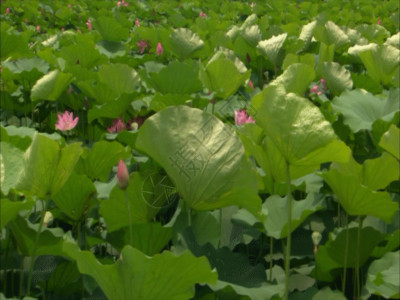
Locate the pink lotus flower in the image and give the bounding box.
[377,19,381,26]
[86,18,92,30]
[310,85,319,94]
[137,40,149,54]
[135,19,140,26]
[199,12,206,18]
[25,18,28,23]
[156,42,163,55]
[36,25,40,32]
[248,79,254,90]
[320,78,326,86]
[235,109,255,125]
[55,111,79,131]
[6,7,10,14]
[117,160,129,189]
[68,4,72,9]
[117,0,129,7]
[61,27,65,31]
[107,117,126,133]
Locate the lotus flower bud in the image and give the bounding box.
[312,231,322,254]
[44,211,53,227]
[117,160,129,189]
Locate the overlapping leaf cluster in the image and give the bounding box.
[1,0,399,299]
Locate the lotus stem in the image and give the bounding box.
[342,213,349,294]
[284,160,292,300]
[124,190,133,247]
[27,199,47,296]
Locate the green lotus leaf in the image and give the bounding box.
[1,198,35,229]
[77,140,130,182]
[366,251,400,299]
[98,63,141,96]
[16,133,82,198]
[0,142,25,195]
[379,125,399,160]
[314,21,350,48]
[316,62,353,96]
[99,172,160,231]
[257,33,287,67]
[331,89,399,132]
[31,70,73,102]
[263,194,325,239]
[64,245,217,300]
[94,16,130,42]
[314,224,384,282]
[251,85,350,166]
[348,44,400,85]
[168,28,204,59]
[52,172,96,221]
[321,165,398,222]
[136,106,262,217]
[273,63,315,95]
[150,61,202,94]
[199,58,251,98]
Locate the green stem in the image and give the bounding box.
[337,201,341,227]
[3,232,11,295]
[269,236,273,281]
[27,199,47,296]
[218,209,223,248]
[356,216,363,299]
[188,207,192,226]
[284,161,292,300]
[342,214,349,294]
[124,190,133,247]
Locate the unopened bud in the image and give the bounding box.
[117,160,130,189]
[312,231,322,246]
[44,211,53,227]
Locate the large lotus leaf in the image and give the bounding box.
[331,89,399,132]
[9,215,68,257]
[263,194,325,239]
[356,24,390,44]
[1,30,30,59]
[313,21,350,48]
[298,21,317,51]
[315,225,384,282]
[348,44,400,85]
[136,106,262,217]
[3,57,49,83]
[379,125,399,160]
[168,28,204,59]
[199,58,251,99]
[257,33,287,66]
[31,70,73,102]
[316,62,353,96]
[178,227,266,287]
[77,140,130,181]
[385,32,400,49]
[87,94,134,122]
[63,245,217,300]
[150,93,191,112]
[96,40,126,58]
[321,166,398,223]
[99,172,160,231]
[52,173,96,221]
[0,142,25,195]
[319,42,335,63]
[98,63,140,96]
[77,80,118,104]
[241,25,262,46]
[150,61,202,94]
[208,281,284,300]
[94,16,130,42]
[237,125,319,194]
[0,125,35,151]
[251,85,350,166]
[282,53,315,70]
[16,133,82,198]
[1,198,35,229]
[107,223,172,255]
[362,153,399,190]
[207,48,248,74]
[59,37,106,68]
[366,251,400,299]
[272,63,315,95]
